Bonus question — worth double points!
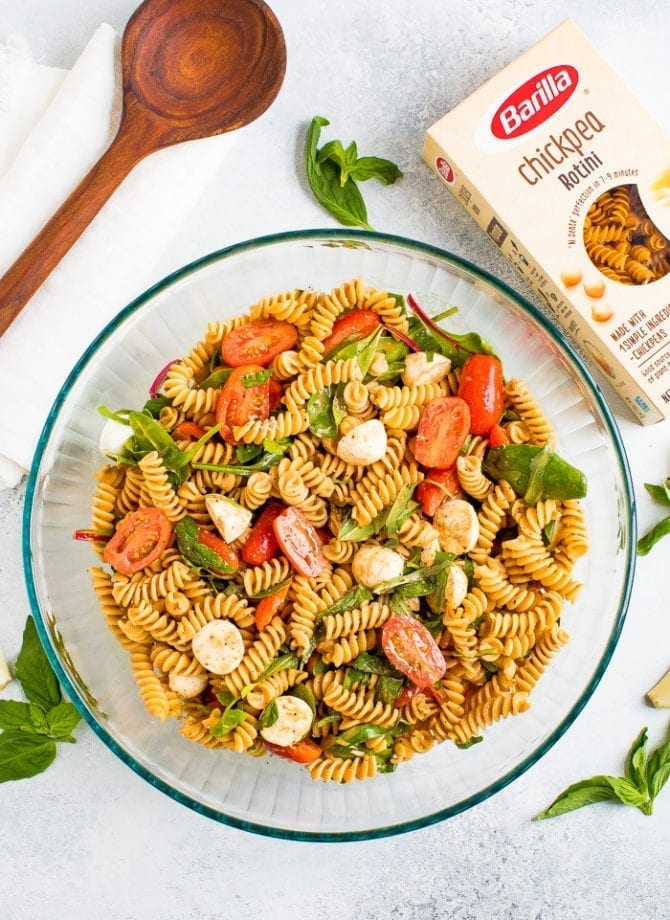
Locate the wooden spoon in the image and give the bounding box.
[0,0,286,337]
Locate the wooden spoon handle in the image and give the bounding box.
[0,125,145,337]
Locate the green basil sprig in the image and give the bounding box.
[307,386,347,439]
[174,516,236,575]
[537,725,670,819]
[0,617,81,783]
[305,116,402,231]
[638,477,670,556]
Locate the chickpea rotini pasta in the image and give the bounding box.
[83,278,588,784]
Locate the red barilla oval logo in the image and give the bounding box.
[491,65,578,139]
[436,157,455,184]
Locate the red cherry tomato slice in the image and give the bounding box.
[414,397,471,469]
[173,421,205,441]
[197,528,239,573]
[415,466,461,517]
[488,423,509,448]
[381,616,446,689]
[221,319,298,368]
[265,739,322,764]
[322,309,381,354]
[103,507,172,576]
[457,354,504,436]
[215,364,270,444]
[268,377,283,412]
[255,583,291,632]
[273,507,328,577]
[241,503,285,566]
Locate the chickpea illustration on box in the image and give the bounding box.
[78,279,588,783]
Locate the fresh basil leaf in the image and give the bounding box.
[307,388,338,439]
[15,617,62,712]
[316,138,359,186]
[348,156,403,186]
[236,443,264,465]
[305,117,372,231]
[127,411,190,486]
[385,484,418,537]
[312,656,327,676]
[0,700,45,732]
[388,594,412,616]
[242,369,272,388]
[291,683,316,718]
[181,424,223,464]
[456,736,483,749]
[343,668,368,691]
[352,652,402,679]
[214,690,237,709]
[524,443,553,506]
[332,385,348,432]
[644,478,670,506]
[647,729,670,801]
[542,519,557,546]
[406,315,495,369]
[625,726,649,795]
[0,732,57,783]
[337,514,381,542]
[97,405,131,425]
[258,700,279,731]
[373,558,453,595]
[245,653,300,693]
[336,723,391,746]
[637,515,670,556]
[316,586,373,624]
[142,396,171,418]
[200,367,232,389]
[245,576,293,601]
[326,326,380,367]
[536,775,647,820]
[376,675,404,705]
[174,516,236,575]
[44,702,81,743]
[211,707,248,737]
[357,327,384,376]
[315,714,340,728]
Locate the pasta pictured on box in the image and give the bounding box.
[422,18,670,424]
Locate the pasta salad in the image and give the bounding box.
[79,278,588,783]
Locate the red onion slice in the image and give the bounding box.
[149,359,178,398]
[72,530,111,543]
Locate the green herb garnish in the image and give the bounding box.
[304,116,402,231]
[0,617,82,783]
[536,725,670,819]
[638,477,670,556]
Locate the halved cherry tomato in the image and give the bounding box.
[488,423,509,448]
[221,319,297,368]
[197,528,239,573]
[241,503,285,565]
[273,507,328,577]
[322,309,381,354]
[103,507,172,576]
[173,421,205,441]
[414,397,471,469]
[215,364,270,444]
[268,377,283,412]
[457,354,504,436]
[381,616,447,688]
[255,583,291,631]
[316,527,332,545]
[415,466,461,517]
[265,739,322,764]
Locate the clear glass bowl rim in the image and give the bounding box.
[23,228,637,842]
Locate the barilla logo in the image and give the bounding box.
[491,65,578,139]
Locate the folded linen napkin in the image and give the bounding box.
[0,23,236,490]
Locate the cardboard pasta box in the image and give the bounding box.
[422,18,670,424]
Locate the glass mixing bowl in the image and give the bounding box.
[24,230,635,840]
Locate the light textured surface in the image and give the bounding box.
[1,2,669,918]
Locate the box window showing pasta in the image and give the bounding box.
[423,18,670,424]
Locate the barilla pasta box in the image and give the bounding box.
[422,18,670,424]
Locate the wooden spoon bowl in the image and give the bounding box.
[0,0,286,337]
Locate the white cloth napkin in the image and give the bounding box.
[0,24,236,490]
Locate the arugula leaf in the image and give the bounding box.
[241,653,300,697]
[455,736,483,750]
[372,558,453,595]
[304,116,402,231]
[343,668,369,691]
[385,484,418,537]
[200,367,232,389]
[211,707,248,737]
[351,652,402,678]
[307,388,338,439]
[0,732,57,783]
[315,586,373,625]
[236,443,264,465]
[15,617,61,712]
[376,676,404,705]
[142,396,172,418]
[291,683,317,718]
[126,411,190,486]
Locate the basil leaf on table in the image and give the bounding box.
[15,617,61,712]
[537,724,670,819]
[637,515,670,556]
[644,477,670,505]
[304,116,402,231]
[0,616,82,783]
